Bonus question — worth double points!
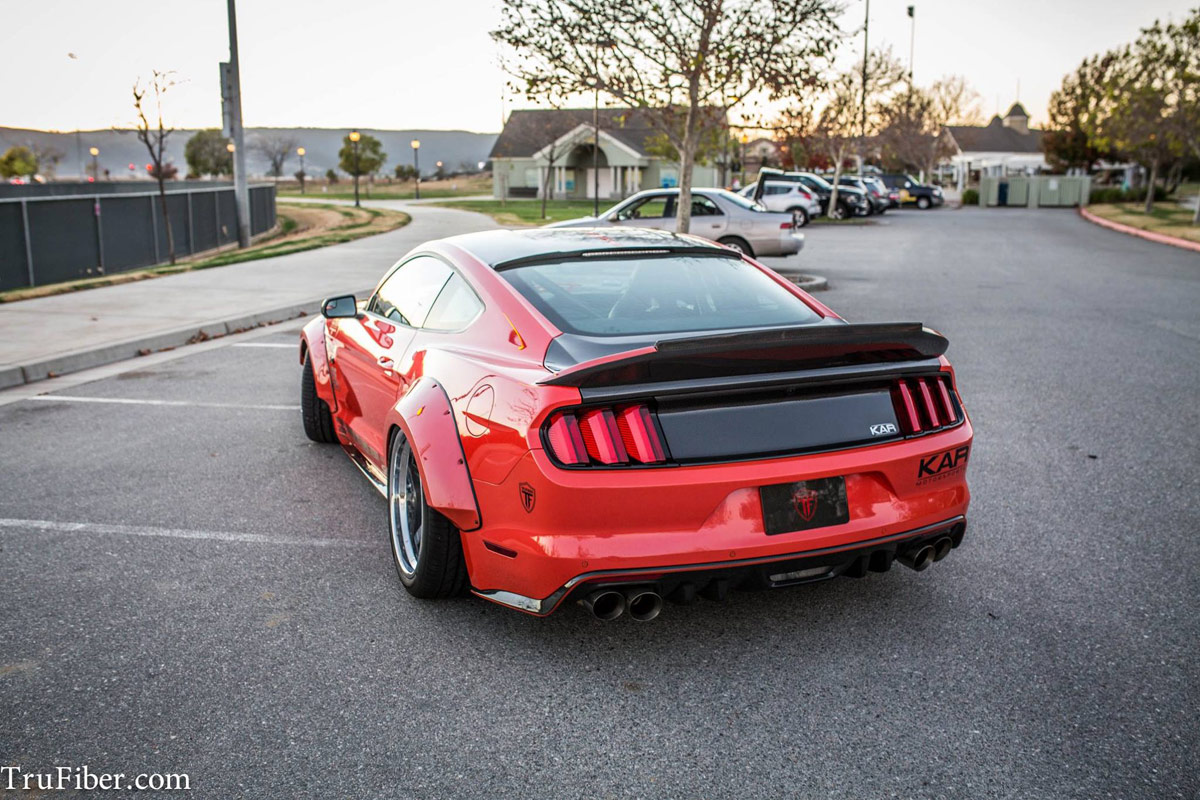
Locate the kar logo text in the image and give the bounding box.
[918,445,971,479]
[870,423,898,436]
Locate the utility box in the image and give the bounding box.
[978,175,1091,208]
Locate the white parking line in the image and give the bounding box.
[0,518,372,548]
[232,342,297,349]
[28,395,299,411]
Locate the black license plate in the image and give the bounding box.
[760,477,850,536]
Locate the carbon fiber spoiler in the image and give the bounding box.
[538,322,948,388]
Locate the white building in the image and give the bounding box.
[941,103,1048,191]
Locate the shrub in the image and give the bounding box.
[961,188,979,206]
[1088,184,1168,204]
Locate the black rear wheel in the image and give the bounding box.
[300,351,337,443]
[387,430,469,599]
[787,207,809,228]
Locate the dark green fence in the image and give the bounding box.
[0,183,276,291]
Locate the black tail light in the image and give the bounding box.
[544,404,668,467]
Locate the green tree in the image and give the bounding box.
[184,129,232,178]
[338,134,386,177]
[394,164,418,181]
[0,146,38,179]
[326,168,339,184]
[494,0,840,233]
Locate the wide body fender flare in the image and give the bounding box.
[386,377,482,532]
[300,317,337,412]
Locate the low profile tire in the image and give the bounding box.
[787,207,809,228]
[300,351,337,443]
[718,236,754,258]
[830,203,848,220]
[387,430,468,599]
[917,196,931,210]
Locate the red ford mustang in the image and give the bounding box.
[299,228,972,620]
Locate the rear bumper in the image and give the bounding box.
[475,515,967,615]
[461,420,973,614]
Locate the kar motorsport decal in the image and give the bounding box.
[917,445,970,485]
[870,423,898,436]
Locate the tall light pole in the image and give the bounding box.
[592,39,615,216]
[226,0,251,248]
[907,5,916,90]
[349,131,361,207]
[411,139,421,200]
[297,146,306,194]
[89,147,99,182]
[860,0,870,175]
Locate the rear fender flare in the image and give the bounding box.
[300,317,337,412]
[386,378,482,532]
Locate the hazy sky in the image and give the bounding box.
[1,0,1192,133]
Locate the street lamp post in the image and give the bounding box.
[297,147,306,194]
[436,160,443,180]
[349,131,362,208]
[591,39,615,217]
[89,147,99,182]
[411,140,421,200]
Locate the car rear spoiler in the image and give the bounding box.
[539,322,949,389]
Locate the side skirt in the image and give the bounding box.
[343,444,387,497]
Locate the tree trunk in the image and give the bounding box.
[1144,154,1158,214]
[676,150,695,234]
[828,146,844,219]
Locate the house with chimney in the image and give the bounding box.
[940,103,1048,191]
[488,108,721,201]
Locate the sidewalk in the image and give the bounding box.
[0,201,498,388]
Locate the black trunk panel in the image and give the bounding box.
[656,388,900,462]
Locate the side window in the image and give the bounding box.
[691,195,722,216]
[620,195,674,220]
[371,256,452,327]
[423,273,484,332]
[765,185,790,196]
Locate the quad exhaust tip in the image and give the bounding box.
[581,589,626,621]
[625,588,663,622]
[898,543,935,572]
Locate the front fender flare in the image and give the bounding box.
[300,317,337,412]
[386,378,482,532]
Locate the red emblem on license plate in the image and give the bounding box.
[792,488,819,521]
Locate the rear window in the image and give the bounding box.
[500,256,822,336]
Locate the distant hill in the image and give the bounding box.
[0,126,498,180]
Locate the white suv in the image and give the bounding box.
[739,181,821,227]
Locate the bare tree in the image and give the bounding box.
[494,0,839,233]
[929,75,982,127]
[133,70,177,265]
[782,49,904,216]
[252,134,299,179]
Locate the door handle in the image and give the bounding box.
[377,356,394,370]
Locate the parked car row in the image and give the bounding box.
[545,169,944,260]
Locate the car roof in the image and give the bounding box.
[442,227,727,269]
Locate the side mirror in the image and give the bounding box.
[321,294,359,319]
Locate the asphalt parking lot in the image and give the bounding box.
[2,207,1197,799]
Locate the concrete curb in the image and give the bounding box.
[786,273,829,292]
[1079,207,1200,254]
[1,293,369,389]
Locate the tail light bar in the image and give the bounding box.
[891,375,961,435]
[544,404,668,467]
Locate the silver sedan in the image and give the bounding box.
[547,188,804,258]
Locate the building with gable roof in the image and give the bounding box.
[488,108,721,200]
[940,103,1048,190]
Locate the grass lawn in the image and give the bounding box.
[430,199,602,226]
[1087,201,1200,245]
[0,202,409,303]
[278,173,491,202]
